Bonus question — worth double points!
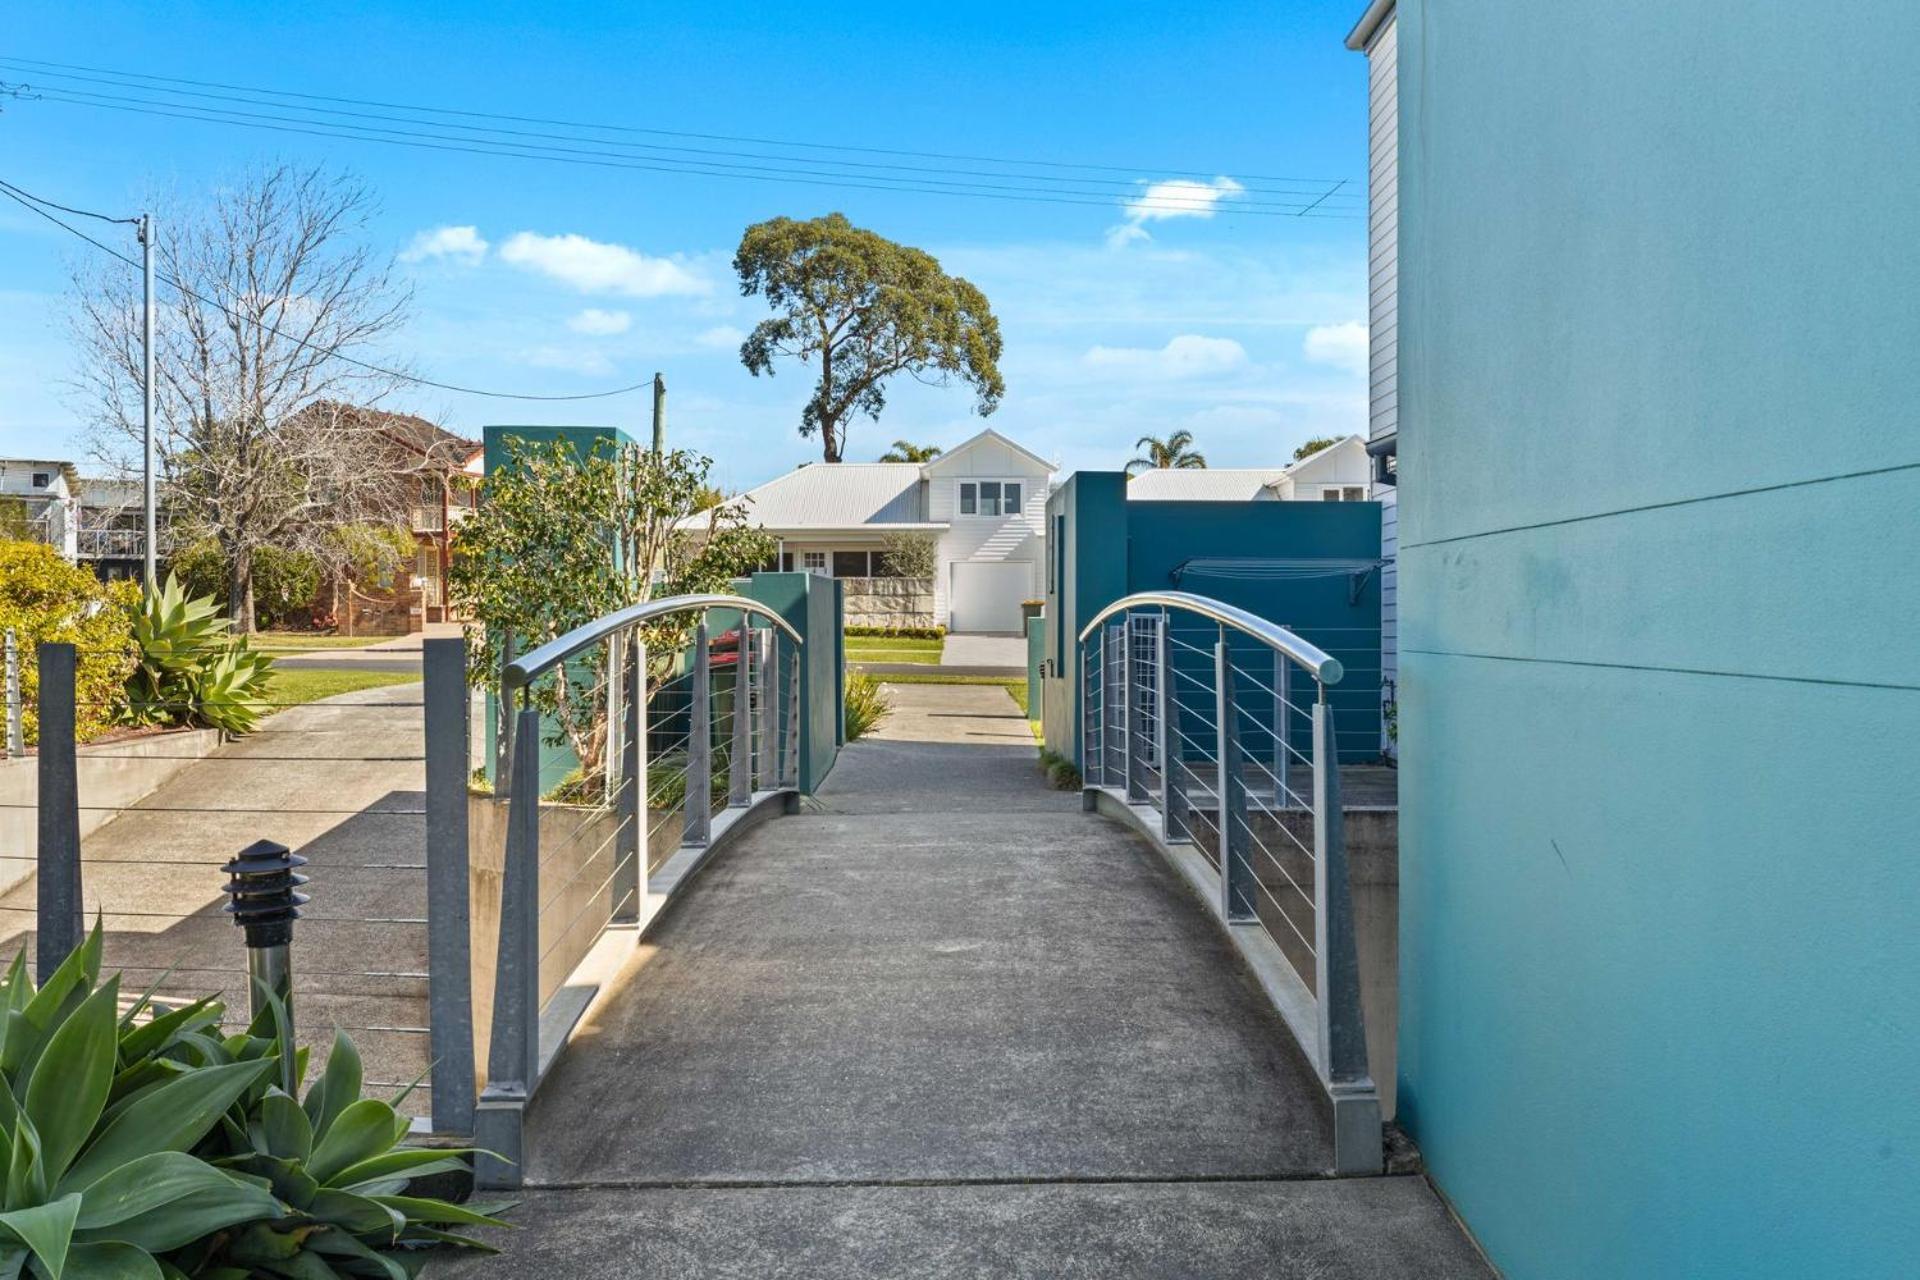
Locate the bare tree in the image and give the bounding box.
[69,164,414,630]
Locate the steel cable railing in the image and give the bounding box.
[466,593,805,1188]
[1075,589,1379,1174]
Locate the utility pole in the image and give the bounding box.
[139,212,157,591]
[651,372,666,455]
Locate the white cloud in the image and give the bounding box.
[519,346,616,376]
[1303,322,1369,375]
[499,232,708,297]
[1108,176,1245,247]
[567,308,632,336]
[694,325,745,350]
[400,225,488,264]
[1083,334,1249,379]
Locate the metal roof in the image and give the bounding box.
[1125,468,1290,502]
[722,463,933,530]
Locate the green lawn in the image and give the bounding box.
[268,668,420,707]
[254,632,387,653]
[844,635,945,665]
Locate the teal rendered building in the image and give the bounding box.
[1353,2,1920,1275]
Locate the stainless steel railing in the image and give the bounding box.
[1076,590,1380,1173]
[440,593,805,1188]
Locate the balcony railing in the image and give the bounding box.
[75,528,148,559]
[410,504,445,533]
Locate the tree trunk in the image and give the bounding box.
[229,546,257,634]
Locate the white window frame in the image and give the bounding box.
[958,479,1025,518]
[801,550,827,575]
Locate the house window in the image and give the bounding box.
[802,551,827,575]
[1344,486,1366,501]
[833,550,871,578]
[780,552,794,572]
[31,472,50,489]
[960,480,1019,517]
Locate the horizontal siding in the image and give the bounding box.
[1366,12,1399,447]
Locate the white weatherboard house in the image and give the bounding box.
[1124,434,1373,502]
[722,428,1054,633]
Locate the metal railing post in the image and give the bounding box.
[1313,690,1380,1174]
[1275,645,1292,807]
[1126,617,1150,803]
[1105,621,1126,788]
[35,643,82,982]
[756,630,778,789]
[614,634,644,925]
[1080,637,1098,786]
[475,700,542,1188]
[1215,633,1253,923]
[729,620,753,807]
[685,617,712,845]
[493,629,515,796]
[1158,615,1189,842]
[3,628,21,759]
[782,644,801,788]
[423,638,476,1135]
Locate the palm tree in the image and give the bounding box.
[879,440,943,463]
[1126,430,1207,476]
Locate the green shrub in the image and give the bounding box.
[0,926,503,1277]
[0,540,139,744]
[1037,747,1082,791]
[843,672,891,741]
[127,574,277,734]
[843,624,945,640]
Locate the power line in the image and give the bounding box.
[0,178,651,402]
[3,61,1359,205]
[15,87,1361,220]
[0,54,1357,191]
[0,174,139,225]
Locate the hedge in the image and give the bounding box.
[0,540,138,744]
[844,623,946,640]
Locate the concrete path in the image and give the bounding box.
[0,684,432,1110]
[433,681,1489,1277]
[940,632,1028,670]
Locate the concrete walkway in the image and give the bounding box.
[0,684,432,1110]
[434,681,1489,1277]
[940,631,1028,671]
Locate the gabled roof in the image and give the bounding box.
[920,427,1056,476]
[719,463,932,530]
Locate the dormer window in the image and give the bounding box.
[31,472,51,489]
[959,480,1022,517]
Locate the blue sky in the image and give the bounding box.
[0,1,1371,489]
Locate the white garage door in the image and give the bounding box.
[949,561,1031,633]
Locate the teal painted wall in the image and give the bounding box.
[1039,472,1382,765]
[740,571,843,793]
[1392,4,1920,1276]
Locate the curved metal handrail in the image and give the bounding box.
[504,592,803,691]
[1076,590,1343,685]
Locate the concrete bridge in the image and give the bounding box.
[434,680,1488,1277]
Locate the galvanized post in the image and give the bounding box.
[35,643,82,982]
[475,701,542,1188]
[782,644,802,788]
[1275,646,1292,808]
[1215,633,1253,923]
[1126,617,1150,803]
[756,630,778,789]
[605,632,625,803]
[729,620,752,807]
[423,638,476,1134]
[1105,621,1126,788]
[3,628,21,759]
[685,618,712,845]
[493,629,515,796]
[1313,690,1381,1174]
[1158,615,1189,842]
[613,635,644,925]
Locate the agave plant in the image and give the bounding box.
[126,576,276,735]
[0,928,504,1278]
